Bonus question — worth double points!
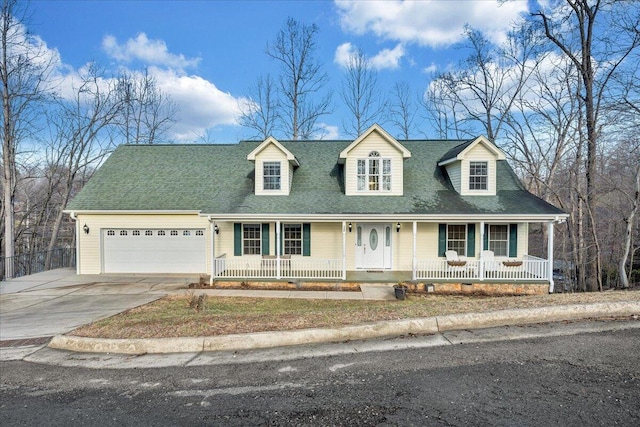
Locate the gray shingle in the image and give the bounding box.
[67,140,564,216]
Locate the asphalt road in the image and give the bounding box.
[1,325,639,426]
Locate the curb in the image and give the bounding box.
[48,301,640,355]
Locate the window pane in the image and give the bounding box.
[447,224,467,256]
[283,224,302,255]
[243,224,261,255]
[488,224,508,256]
[469,161,488,190]
[263,162,281,190]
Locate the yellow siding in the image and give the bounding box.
[518,223,528,257]
[344,132,404,196]
[254,144,290,196]
[460,144,497,196]
[76,213,210,274]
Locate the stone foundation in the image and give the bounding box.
[198,278,548,295]
[418,282,549,296]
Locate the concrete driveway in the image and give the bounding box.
[0,269,194,341]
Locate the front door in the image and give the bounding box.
[355,223,392,269]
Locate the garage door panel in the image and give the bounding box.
[103,229,206,273]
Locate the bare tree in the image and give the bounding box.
[43,64,121,268]
[421,77,467,139]
[339,48,384,137]
[532,0,640,291]
[115,68,176,144]
[266,17,332,140]
[388,82,417,140]
[238,74,279,140]
[1,0,54,277]
[428,26,543,141]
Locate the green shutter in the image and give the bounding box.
[262,223,270,255]
[303,223,311,256]
[509,224,518,257]
[467,224,476,257]
[484,224,489,250]
[234,223,242,256]
[438,224,446,257]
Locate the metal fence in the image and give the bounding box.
[0,247,76,281]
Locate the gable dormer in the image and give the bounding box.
[338,124,411,196]
[438,136,506,196]
[247,137,299,195]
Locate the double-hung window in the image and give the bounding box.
[488,224,508,256]
[283,224,302,255]
[263,161,281,190]
[447,224,467,256]
[357,151,391,192]
[469,161,488,190]
[243,224,261,255]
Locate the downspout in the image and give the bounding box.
[69,212,80,275]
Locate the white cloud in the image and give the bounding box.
[334,42,355,68]
[102,33,200,70]
[315,123,340,140]
[150,67,247,140]
[423,63,438,74]
[334,42,405,70]
[369,44,405,70]
[335,0,528,48]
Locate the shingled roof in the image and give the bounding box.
[67,140,564,218]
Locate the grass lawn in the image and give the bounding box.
[71,290,640,339]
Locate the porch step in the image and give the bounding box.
[360,283,396,301]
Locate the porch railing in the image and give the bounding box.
[213,254,344,280]
[212,254,548,282]
[1,247,76,281]
[415,255,549,281]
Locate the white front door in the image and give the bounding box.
[355,223,392,269]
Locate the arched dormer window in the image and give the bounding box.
[357,152,391,191]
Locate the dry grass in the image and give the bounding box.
[72,290,640,339]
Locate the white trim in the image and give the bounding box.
[338,124,411,163]
[437,135,506,166]
[247,136,300,166]
[201,213,569,222]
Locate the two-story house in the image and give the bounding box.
[66,125,567,293]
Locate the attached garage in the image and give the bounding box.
[102,228,206,273]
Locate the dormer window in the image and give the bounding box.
[263,161,281,190]
[469,161,488,190]
[357,151,391,192]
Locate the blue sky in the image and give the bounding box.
[30,0,535,143]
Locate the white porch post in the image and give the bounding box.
[548,221,555,293]
[412,221,417,280]
[342,221,347,280]
[276,220,281,279]
[209,218,215,286]
[479,221,485,281]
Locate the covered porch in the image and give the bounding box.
[208,218,559,290]
[211,256,550,283]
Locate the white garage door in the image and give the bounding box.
[103,229,206,273]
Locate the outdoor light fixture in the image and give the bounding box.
[83,224,90,234]
[214,224,220,234]
[348,222,352,232]
[396,222,401,232]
